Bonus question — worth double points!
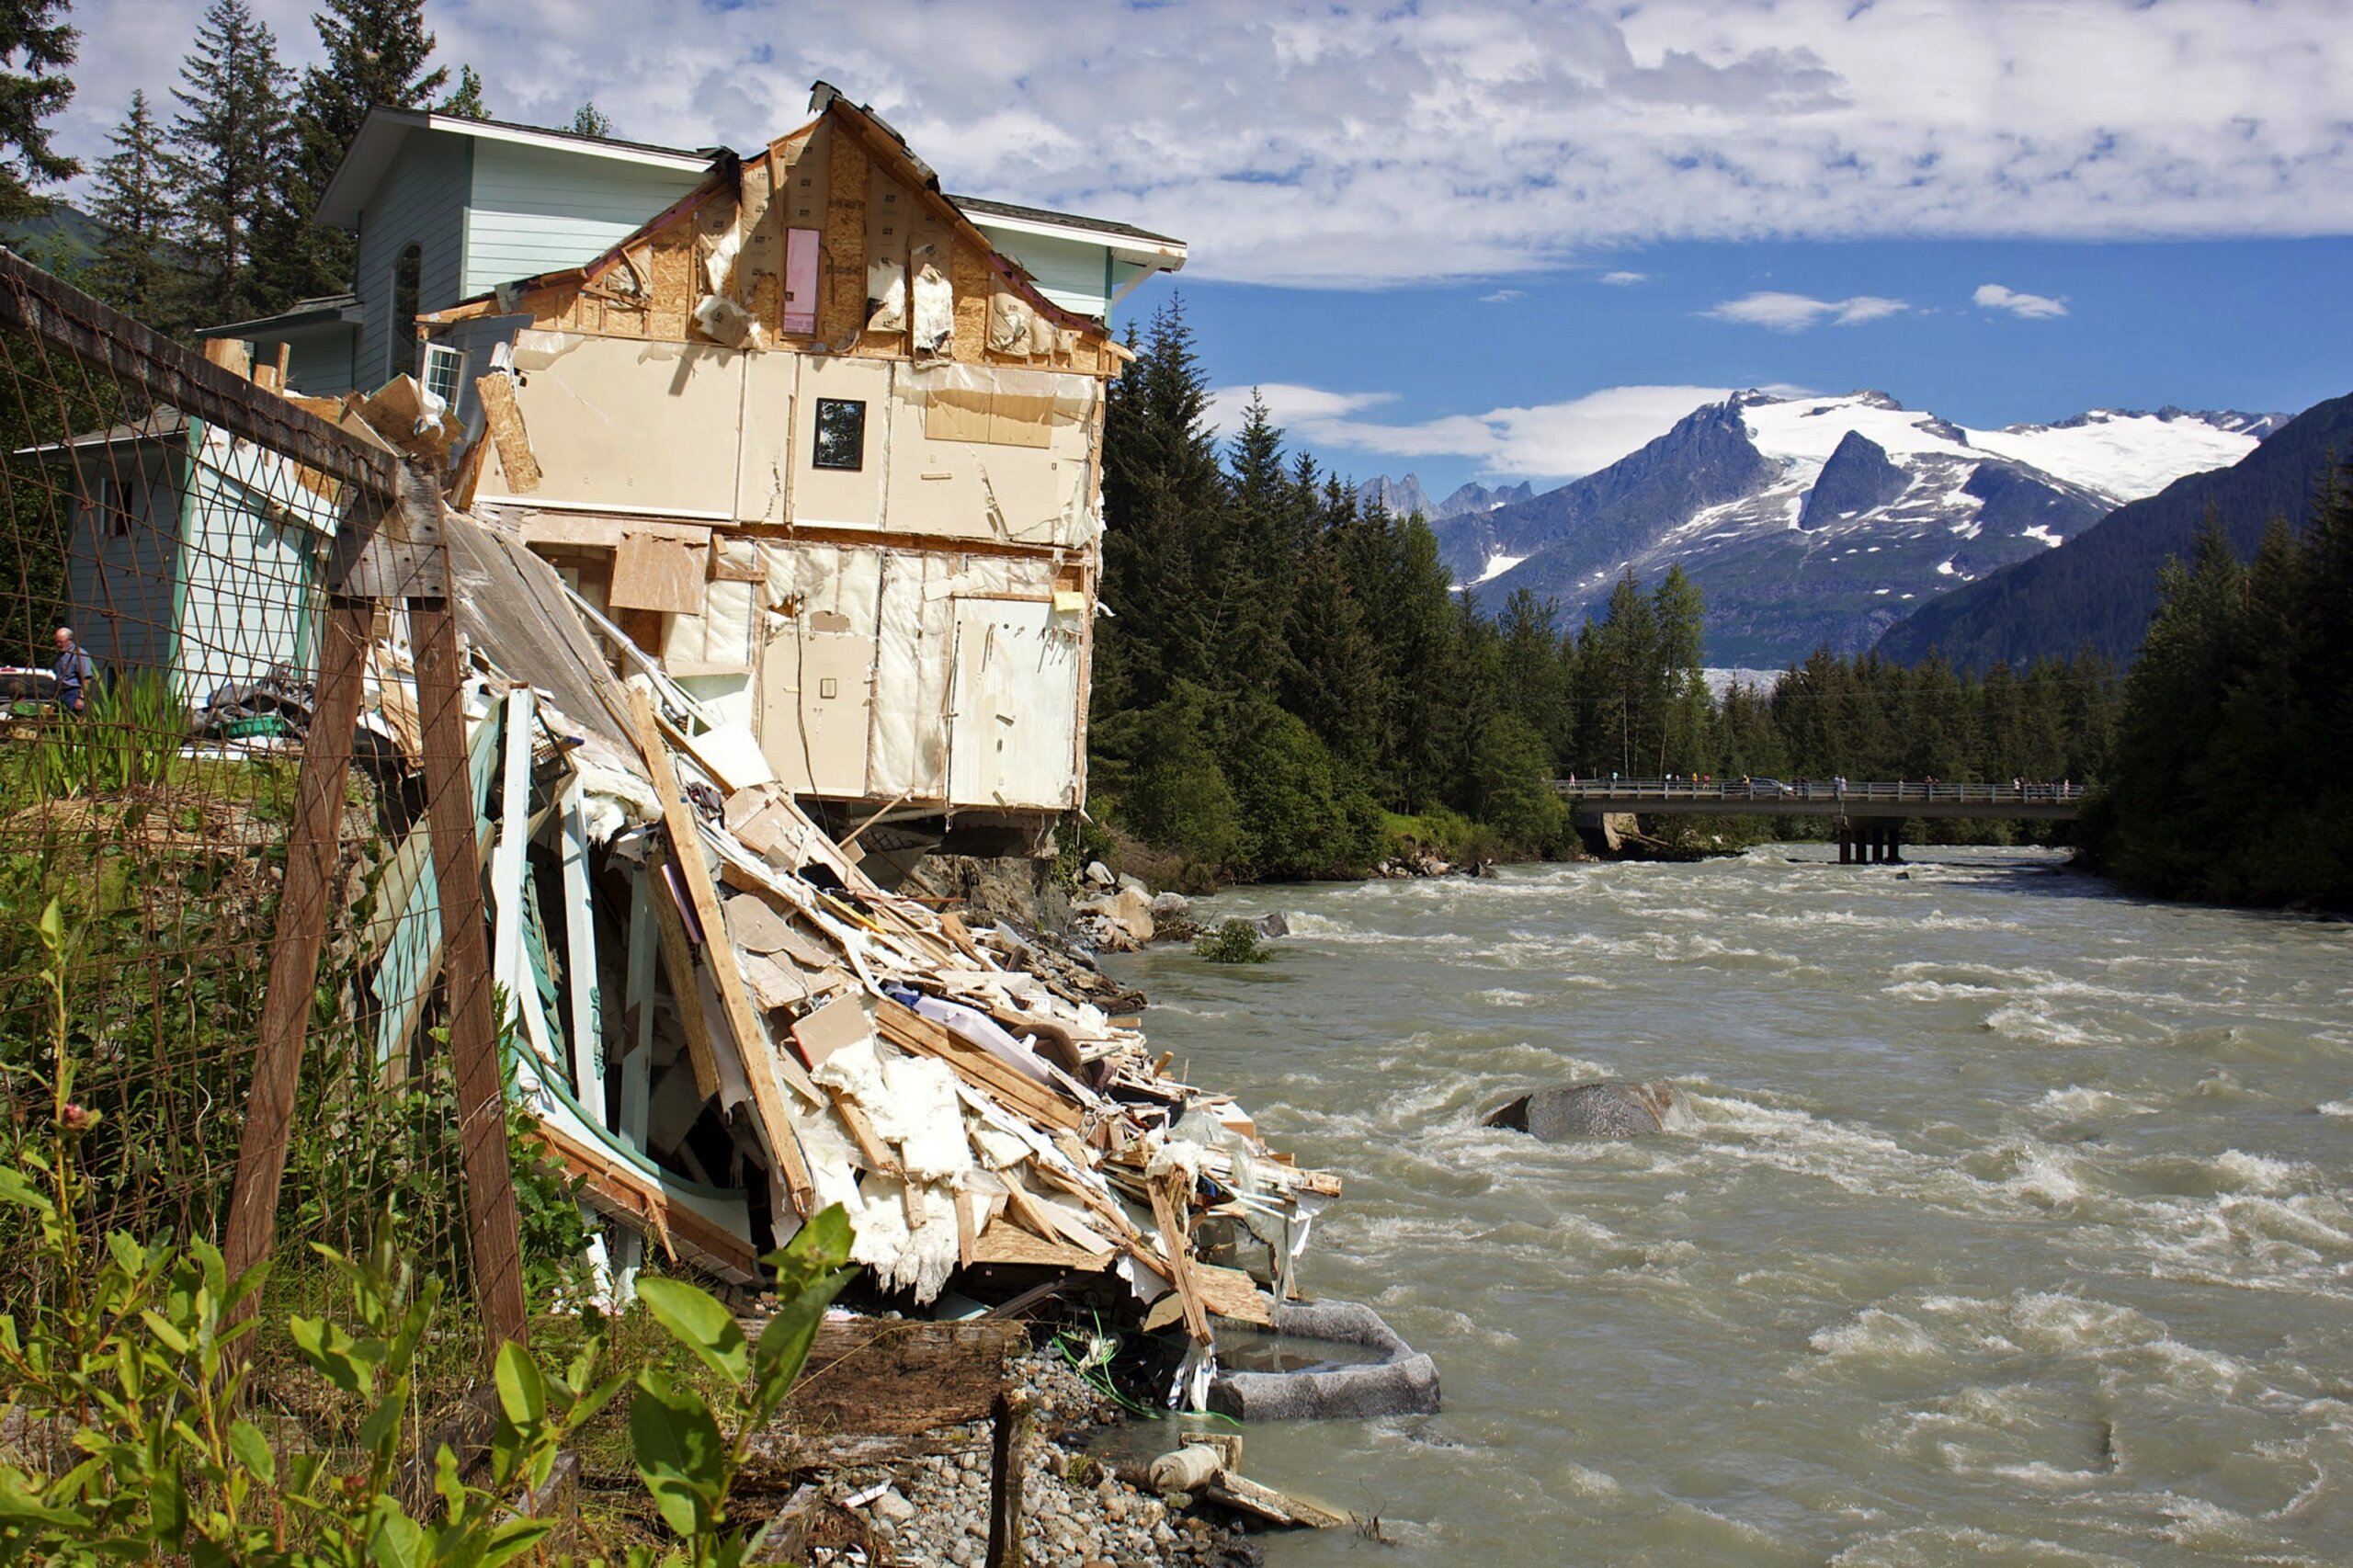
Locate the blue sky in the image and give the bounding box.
[1179,234,2353,496]
[59,0,2353,497]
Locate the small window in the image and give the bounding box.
[422,343,467,408]
[390,243,423,380]
[813,398,867,471]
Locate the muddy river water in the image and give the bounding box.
[1106,846,2353,1565]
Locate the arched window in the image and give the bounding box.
[390,244,422,380]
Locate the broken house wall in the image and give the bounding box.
[63,445,183,680]
[429,97,1120,825]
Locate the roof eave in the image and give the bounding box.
[315,107,720,230]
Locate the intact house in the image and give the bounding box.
[28,408,345,703]
[196,89,1185,858]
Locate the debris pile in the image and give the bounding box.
[359,505,1339,1406]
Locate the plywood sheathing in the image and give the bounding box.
[949,240,991,365]
[819,126,870,350]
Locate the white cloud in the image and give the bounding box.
[1598,270,1649,286]
[51,1,2353,289]
[1702,291,1910,330]
[1973,282,2070,318]
[1479,288,1526,302]
[1206,382,1728,482]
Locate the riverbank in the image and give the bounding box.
[778,1340,1283,1567]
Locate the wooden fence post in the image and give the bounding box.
[412,590,531,1358]
[221,592,372,1304]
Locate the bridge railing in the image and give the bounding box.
[1555,778,2086,805]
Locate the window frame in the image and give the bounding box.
[389,243,424,381]
[422,343,467,409]
[811,397,868,472]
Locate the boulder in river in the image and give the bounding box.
[1484,1080,1683,1140]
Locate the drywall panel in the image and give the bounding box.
[759,617,874,797]
[949,597,1081,810]
[497,332,744,515]
[736,350,795,525]
[790,356,890,528]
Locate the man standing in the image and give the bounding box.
[51,626,95,715]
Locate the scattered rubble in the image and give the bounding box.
[364,507,1347,1420]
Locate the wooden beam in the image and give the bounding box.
[413,593,531,1358]
[1147,1170,1211,1345]
[872,999,1082,1132]
[0,247,398,493]
[626,686,817,1217]
[643,842,722,1102]
[222,593,372,1329]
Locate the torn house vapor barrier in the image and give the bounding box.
[354,504,1376,1411]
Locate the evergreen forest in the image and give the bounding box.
[1089,302,2125,885]
[2079,475,2353,906]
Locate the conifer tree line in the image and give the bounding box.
[0,1,629,340]
[2080,477,2353,906]
[1093,302,2125,881]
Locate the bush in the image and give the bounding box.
[1194,918,1272,964]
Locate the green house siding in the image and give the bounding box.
[355,135,472,389]
[974,227,1115,318]
[170,418,341,702]
[462,142,708,299]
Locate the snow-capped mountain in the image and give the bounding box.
[1446,392,2281,665]
[1359,473,1535,524]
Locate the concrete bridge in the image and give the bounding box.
[1557,778,2086,863]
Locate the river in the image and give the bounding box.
[1105,846,2353,1565]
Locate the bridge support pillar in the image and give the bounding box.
[1837,827,1851,865]
[1868,826,1886,864]
[1887,824,1903,865]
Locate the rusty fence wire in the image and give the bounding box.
[0,252,518,1419]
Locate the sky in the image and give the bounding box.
[50,0,2353,498]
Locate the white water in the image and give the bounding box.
[1108,847,2353,1564]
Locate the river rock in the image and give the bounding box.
[1483,1080,1681,1140]
[1151,891,1191,921]
[1074,885,1155,944]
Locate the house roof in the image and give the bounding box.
[195,293,364,340]
[15,408,188,458]
[949,194,1186,256]
[315,107,722,229]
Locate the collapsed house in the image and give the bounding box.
[413,87,1172,866]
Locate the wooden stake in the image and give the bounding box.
[985,1389,1032,1568]
[413,594,531,1358]
[222,594,371,1323]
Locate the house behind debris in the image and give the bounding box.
[198,89,1185,865]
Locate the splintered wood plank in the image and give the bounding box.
[628,687,817,1216]
[874,999,1082,1131]
[1148,1170,1211,1345]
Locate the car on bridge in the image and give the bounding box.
[1746,778,1797,797]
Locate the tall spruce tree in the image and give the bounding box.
[438,62,486,118]
[87,90,188,331]
[169,0,291,322]
[256,0,446,308]
[0,0,77,220]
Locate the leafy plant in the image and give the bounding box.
[1193,918,1271,964]
[0,891,864,1566]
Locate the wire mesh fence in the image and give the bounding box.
[0,252,515,1426]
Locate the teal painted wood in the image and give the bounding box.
[978,226,1113,316]
[371,698,505,1070]
[462,142,706,299]
[171,416,345,702]
[620,869,655,1154]
[354,132,470,389]
[62,441,182,679]
[557,782,606,1115]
